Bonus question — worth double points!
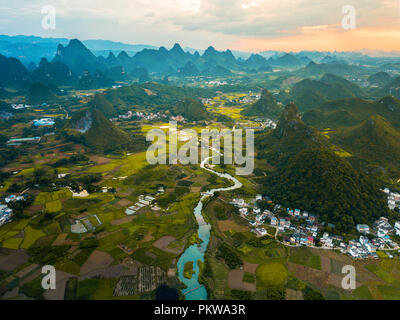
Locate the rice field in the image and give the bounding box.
[256,262,288,288]
[20,226,46,249]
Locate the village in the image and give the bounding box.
[0,193,28,227]
[230,187,400,260]
[0,203,13,227]
[110,110,168,122]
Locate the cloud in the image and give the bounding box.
[0,0,399,51]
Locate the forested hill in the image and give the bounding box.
[172,98,210,121]
[262,147,388,232]
[65,109,146,153]
[102,82,215,113]
[256,103,328,165]
[255,104,388,232]
[241,88,282,118]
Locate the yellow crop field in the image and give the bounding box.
[2,237,23,249]
[20,226,45,249]
[45,200,63,213]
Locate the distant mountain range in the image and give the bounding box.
[3,34,400,68]
[2,37,375,91]
[0,35,157,65]
[3,35,400,97]
[1,38,312,89]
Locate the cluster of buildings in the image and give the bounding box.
[11,104,32,110]
[71,214,102,234]
[231,193,400,260]
[345,217,400,259]
[239,93,261,104]
[170,115,185,122]
[125,188,164,216]
[110,111,167,122]
[346,236,379,259]
[12,102,53,110]
[200,98,213,105]
[4,194,26,203]
[384,188,400,211]
[6,137,41,146]
[33,118,55,127]
[0,194,27,226]
[0,204,13,227]
[206,80,228,86]
[253,118,277,129]
[232,197,318,242]
[280,208,320,246]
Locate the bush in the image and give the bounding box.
[217,243,243,269]
[246,237,264,248]
[76,279,99,300]
[256,285,286,300]
[177,180,193,187]
[302,285,325,300]
[79,238,99,249]
[28,245,70,265]
[231,289,252,300]
[175,186,190,197]
[232,233,247,248]
[20,277,45,299]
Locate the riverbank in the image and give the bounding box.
[176,156,243,300]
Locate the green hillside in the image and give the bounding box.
[102,82,214,113]
[241,89,282,118]
[90,93,116,116]
[368,72,391,86]
[172,98,210,121]
[303,96,400,130]
[262,147,388,232]
[66,109,146,153]
[26,83,59,105]
[256,103,328,164]
[291,74,364,111]
[255,104,388,232]
[332,115,400,177]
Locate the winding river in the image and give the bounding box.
[177,156,243,300]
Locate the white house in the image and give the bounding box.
[356,224,370,234]
[377,229,386,238]
[232,198,245,207]
[256,228,267,236]
[395,222,400,236]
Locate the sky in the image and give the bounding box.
[1,0,400,52]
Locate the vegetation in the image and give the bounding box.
[66,109,147,153]
[241,89,282,118]
[2,37,400,302]
[256,104,388,232]
[173,98,210,121]
[183,261,195,279]
[216,243,243,269]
